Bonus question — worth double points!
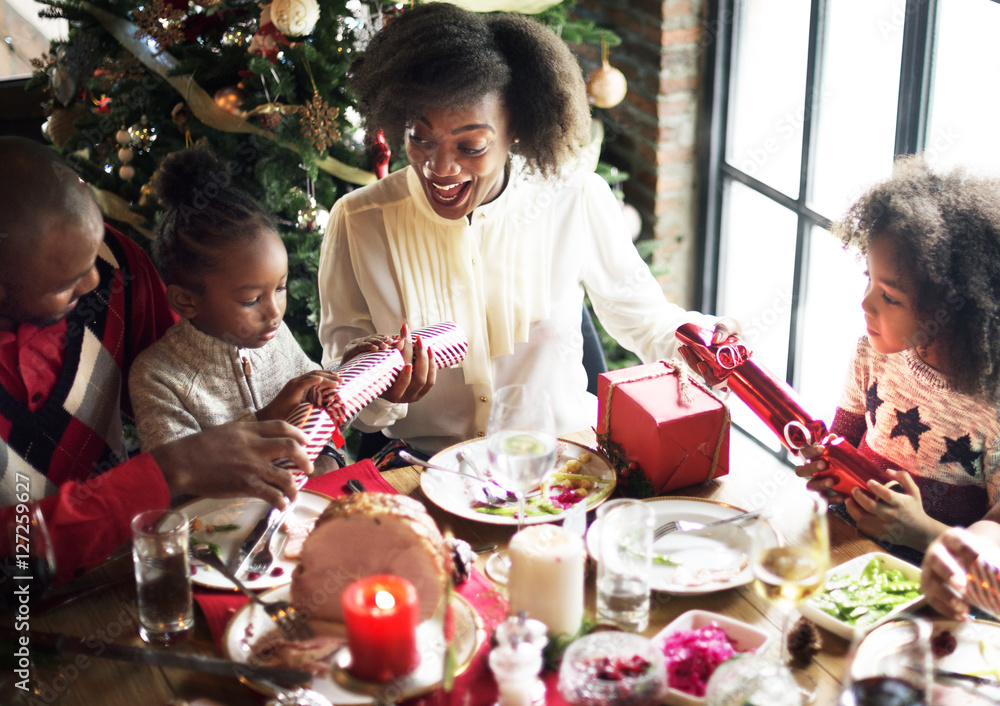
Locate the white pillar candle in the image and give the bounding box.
[508,525,585,637]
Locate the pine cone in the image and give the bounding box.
[787,616,822,665]
[256,112,282,130]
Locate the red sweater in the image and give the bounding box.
[0,227,177,584]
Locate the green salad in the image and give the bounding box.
[809,557,921,628]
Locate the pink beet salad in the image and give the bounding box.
[660,624,739,697]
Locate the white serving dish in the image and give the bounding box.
[651,609,772,706]
[800,551,924,640]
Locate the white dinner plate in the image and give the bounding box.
[177,490,331,590]
[586,497,775,594]
[848,618,1000,700]
[422,437,616,526]
[222,585,486,704]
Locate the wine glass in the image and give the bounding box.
[750,492,830,704]
[838,616,932,706]
[484,385,558,584]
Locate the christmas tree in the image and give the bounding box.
[26,0,620,359]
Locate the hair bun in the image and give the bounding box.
[151,145,232,210]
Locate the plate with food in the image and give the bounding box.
[177,490,331,590]
[586,497,774,594]
[421,437,616,525]
[223,585,485,704]
[846,618,1000,705]
[800,552,924,639]
[224,492,487,704]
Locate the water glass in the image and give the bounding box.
[131,509,194,646]
[595,498,655,632]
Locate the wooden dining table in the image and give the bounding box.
[2,428,888,705]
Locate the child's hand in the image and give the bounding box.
[380,323,437,404]
[341,333,395,365]
[844,469,947,551]
[256,371,340,422]
[794,443,851,503]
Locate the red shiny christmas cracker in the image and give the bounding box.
[675,323,895,496]
[966,551,1000,619]
[273,323,468,470]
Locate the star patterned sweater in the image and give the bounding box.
[831,336,1000,529]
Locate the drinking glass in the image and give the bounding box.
[484,385,558,584]
[838,616,932,706]
[594,498,655,632]
[750,492,829,703]
[2,504,68,705]
[131,509,194,646]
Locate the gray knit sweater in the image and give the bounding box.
[128,318,317,451]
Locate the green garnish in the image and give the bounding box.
[808,557,920,627]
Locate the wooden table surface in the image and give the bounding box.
[2,429,886,705]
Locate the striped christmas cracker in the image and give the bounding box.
[966,553,1000,619]
[272,322,469,471]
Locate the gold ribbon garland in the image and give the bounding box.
[598,359,730,487]
[81,2,376,187]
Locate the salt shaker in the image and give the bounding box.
[489,613,548,706]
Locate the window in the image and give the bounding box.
[698,0,1000,456]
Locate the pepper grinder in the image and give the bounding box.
[489,612,548,706]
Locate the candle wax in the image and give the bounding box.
[341,574,420,682]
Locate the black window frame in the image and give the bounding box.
[695,0,938,459]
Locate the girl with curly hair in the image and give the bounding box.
[318,2,732,458]
[799,156,1000,557]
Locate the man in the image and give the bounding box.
[0,136,312,584]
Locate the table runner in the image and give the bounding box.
[192,460,577,705]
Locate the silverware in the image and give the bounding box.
[240,675,333,706]
[246,506,291,577]
[190,545,313,641]
[457,450,507,504]
[230,505,279,574]
[399,450,510,497]
[0,626,312,684]
[346,478,366,494]
[653,509,761,542]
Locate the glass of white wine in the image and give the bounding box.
[751,492,830,704]
[484,385,558,584]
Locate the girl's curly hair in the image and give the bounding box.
[150,145,276,291]
[833,155,1000,403]
[348,2,591,177]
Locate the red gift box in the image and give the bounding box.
[596,360,730,496]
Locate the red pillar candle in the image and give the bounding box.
[341,574,420,682]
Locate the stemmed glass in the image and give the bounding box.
[750,492,830,704]
[484,385,558,584]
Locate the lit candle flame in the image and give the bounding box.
[374,590,396,610]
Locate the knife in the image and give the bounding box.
[0,627,312,685]
[935,668,1000,688]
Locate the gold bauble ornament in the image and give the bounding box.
[586,60,628,109]
[297,196,329,232]
[270,0,321,37]
[192,0,225,7]
[213,86,247,117]
[43,104,86,148]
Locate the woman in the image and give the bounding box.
[318,2,731,457]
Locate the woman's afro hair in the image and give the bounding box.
[833,155,1000,403]
[348,2,592,177]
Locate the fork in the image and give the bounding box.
[190,545,313,641]
[653,509,761,542]
[399,450,511,499]
[246,510,287,578]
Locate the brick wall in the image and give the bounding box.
[572,0,705,310]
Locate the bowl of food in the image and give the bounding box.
[558,631,665,706]
[651,610,771,705]
[800,552,924,639]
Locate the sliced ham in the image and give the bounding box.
[290,493,451,625]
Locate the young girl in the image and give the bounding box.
[799,156,1000,558]
[129,146,394,453]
